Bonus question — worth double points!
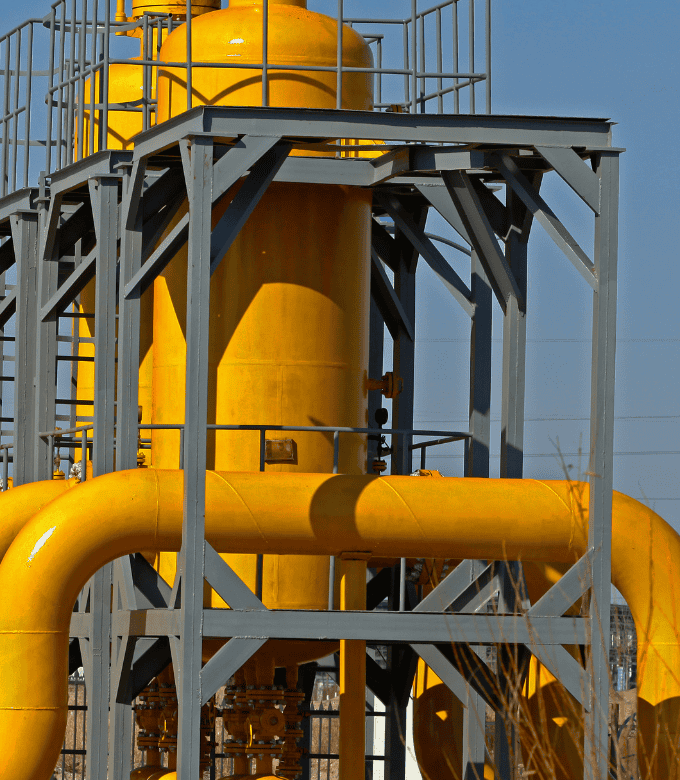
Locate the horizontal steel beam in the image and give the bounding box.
[47,149,131,199]
[0,187,37,225]
[132,107,613,162]
[107,608,588,646]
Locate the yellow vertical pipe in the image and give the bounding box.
[339,552,369,780]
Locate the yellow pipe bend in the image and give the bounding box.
[0,477,76,561]
[0,470,676,780]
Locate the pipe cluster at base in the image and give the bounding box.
[0,470,678,779]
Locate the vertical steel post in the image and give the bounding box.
[116,163,144,470]
[2,39,11,196]
[390,214,421,476]
[86,174,119,780]
[101,0,111,152]
[91,175,119,476]
[436,9,443,114]
[177,135,213,779]
[10,27,21,194]
[584,151,619,780]
[452,0,459,113]
[462,248,491,779]
[410,0,417,114]
[262,0,269,107]
[495,182,531,780]
[65,0,77,166]
[485,0,491,113]
[185,0,193,111]
[109,605,133,778]
[468,0,475,113]
[466,249,491,478]
[500,190,528,481]
[336,0,343,109]
[45,7,56,175]
[76,0,87,162]
[34,199,59,480]
[23,22,34,188]
[85,562,113,780]
[11,210,39,485]
[386,208,422,780]
[88,0,98,155]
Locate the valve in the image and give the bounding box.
[371,407,390,475]
[137,405,148,468]
[53,429,65,480]
[367,371,403,399]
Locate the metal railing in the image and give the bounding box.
[13,420,469,490]
[56,669,87,780]
[0,442,11,489]
[135,422,470,473]
[0,0,491,198]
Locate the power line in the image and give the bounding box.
[415,415,680,423]
[416,338,680,343]
[425,451,680,458]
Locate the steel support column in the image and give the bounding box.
[34,200,59,479]
[495,176,533,780]
[116,162,144,470]
[584,151,619,780]
[177,135,213,779]
[385,205,423,780]
[91,176,119,476]
[390,207,423,476]
[466,249,491,478]
[11,210,38,484]
[86,174,120,780]
[463,249,492,780]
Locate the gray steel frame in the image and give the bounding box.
[0,106,619,780]
[0,0,491,202]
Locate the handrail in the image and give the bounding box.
[35,421,470,477]
[0,0,490,197]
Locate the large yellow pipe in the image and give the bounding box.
[0,478,76,560]
[0,471,677,779]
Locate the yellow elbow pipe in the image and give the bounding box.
[0,471,677,780]
[0,477,76,561]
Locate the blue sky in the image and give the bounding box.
[3,0,678,533]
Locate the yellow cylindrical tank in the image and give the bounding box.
[156,0,373,116]
[80,53,145,157]
[151,0,374,666]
